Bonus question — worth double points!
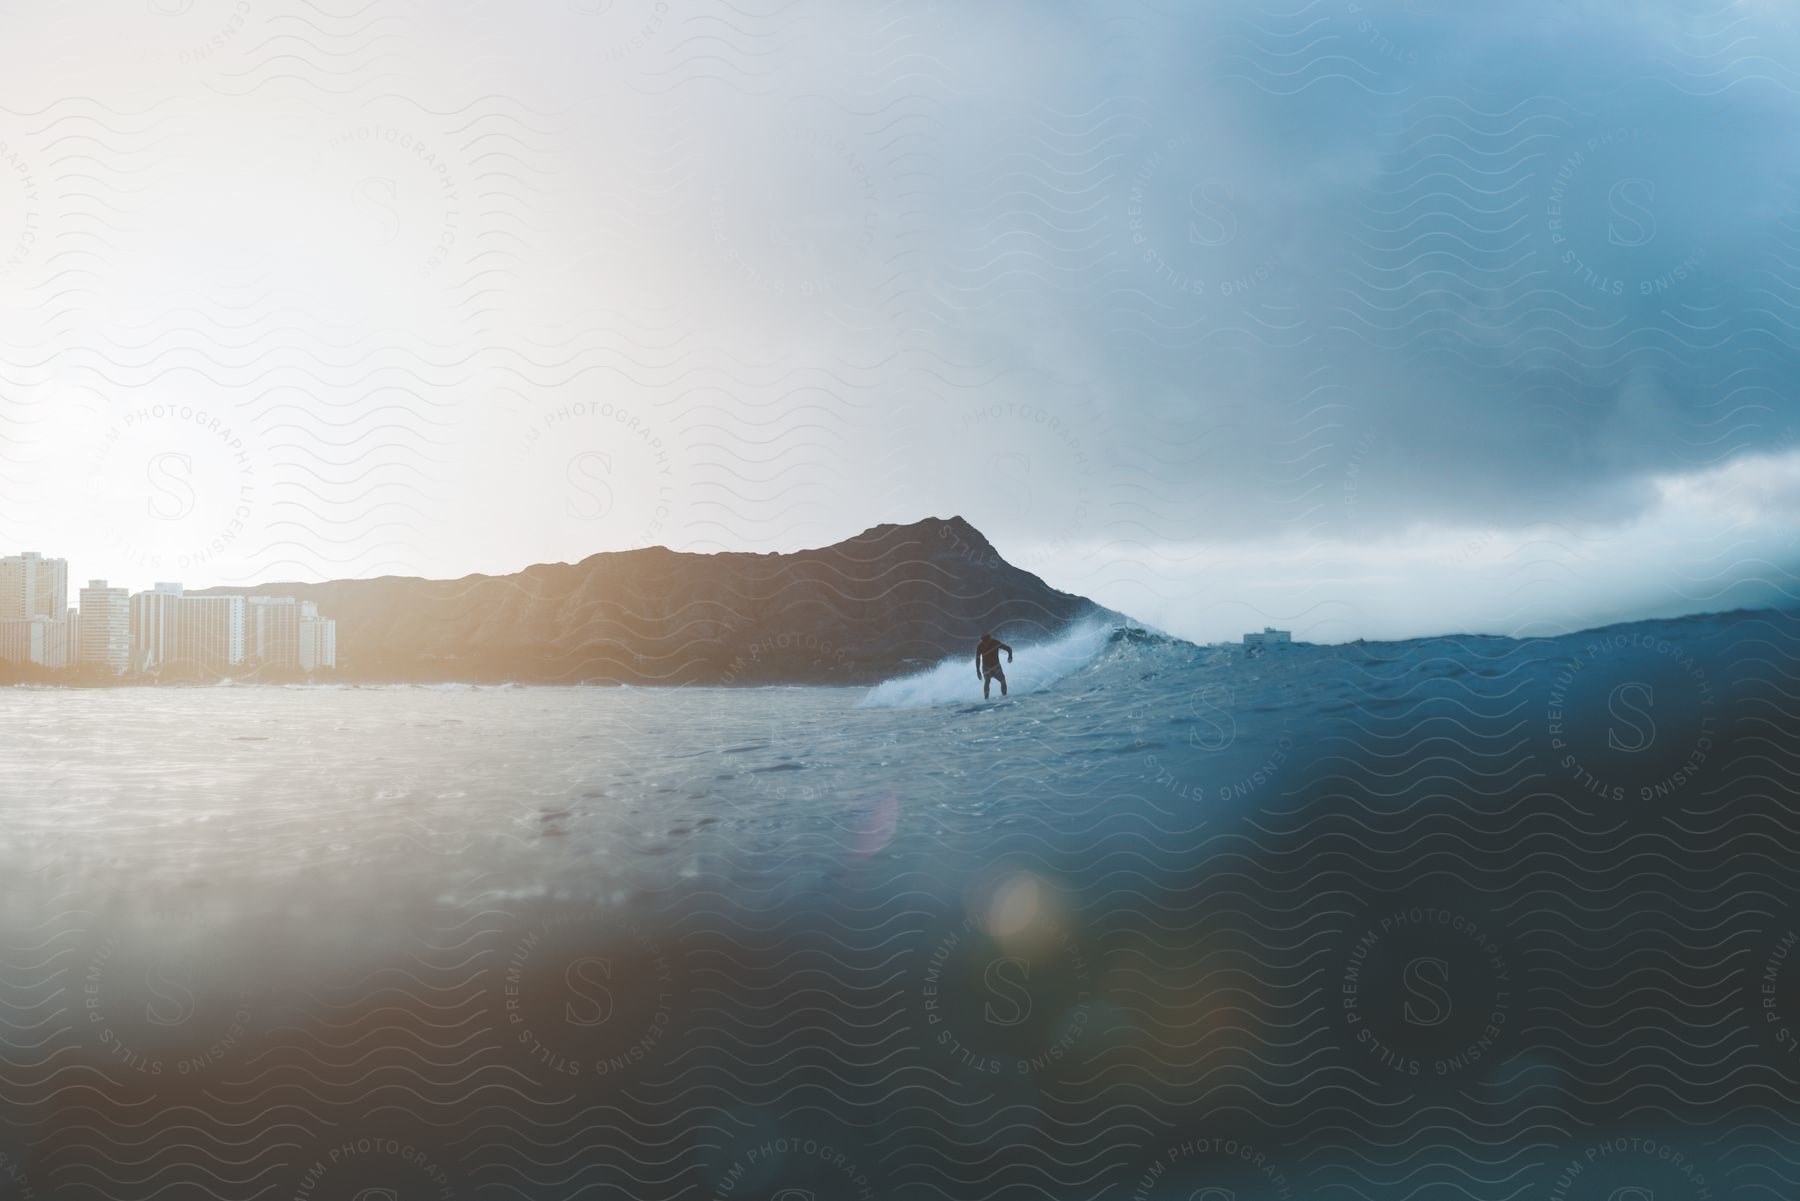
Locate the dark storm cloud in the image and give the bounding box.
[896,0,1800,544]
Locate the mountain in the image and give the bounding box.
[192,517,1114,685]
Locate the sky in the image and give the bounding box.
[1,0,1797,643]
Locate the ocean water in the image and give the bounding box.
[2,612,1799,1198]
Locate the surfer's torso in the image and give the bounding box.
[977,638,1006,674]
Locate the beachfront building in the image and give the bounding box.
[78,581,131,675]
[129,583,185,672]
[0,553,70,668]
[246,596,302,669]
[0,616,68,668]
[247,596,337,671]
[0,552,68,623]
[1243,627,1292,648]
[299,604,337,670]
[247,595,337,671]
[6,554,337,677]
[230,594,338,673]
[173,593,246,672]
[126,585,334,674]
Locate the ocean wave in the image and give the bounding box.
[855,619,1121,709]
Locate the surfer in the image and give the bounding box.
[975,632,1013,699]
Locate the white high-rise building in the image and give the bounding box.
[0,558,29,621]
[173,594,245,671]
[129,583,184,673]
[36,556,66,619]
[0,616,66,668]
[0,619,44,666]
[66,608,80,666]
[120,585,333,676]
[298,604,337,671]
[0,553,72,669]
[78,580,130,675]
[246,596,302,669]
[0,552,68,622]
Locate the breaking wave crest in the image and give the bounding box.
[856,620,1123,709]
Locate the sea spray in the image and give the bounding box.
[855,620,1117,709]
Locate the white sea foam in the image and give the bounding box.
[856,620,1116,709]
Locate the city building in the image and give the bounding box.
[121,583,336,676]
[0,552,68,622]
[0,616,67,668]
[8,553,338,678]
[246,596,302,669]
[299,603,337,670]
[0,619,43,666]
[78,580,131,675]
[1243,627,1292,648]
[129,583,184,673]
[0,552,70,669]
[173,593,246,671]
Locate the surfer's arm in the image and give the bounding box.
[999,641,1013,661]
